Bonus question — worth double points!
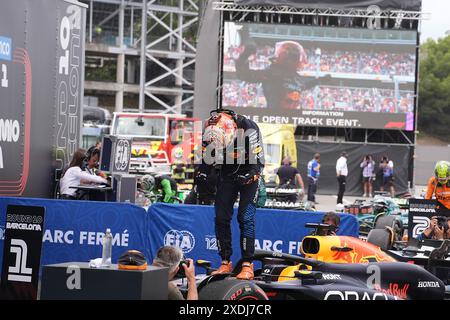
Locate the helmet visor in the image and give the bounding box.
[437,177,449,184]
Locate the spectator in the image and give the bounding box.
[379,155,395,197]
[152,246,198,300]
[59,149,108,200]
[360,154,375,197]
[307,153,321,203]
[276,156,305,202]
[336,151,348,204]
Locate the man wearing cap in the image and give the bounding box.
[336,151,348,204]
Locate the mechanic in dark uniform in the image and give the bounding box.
[276,156,305,202]
[198,110,264,280]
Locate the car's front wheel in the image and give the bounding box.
[198,278,268,300]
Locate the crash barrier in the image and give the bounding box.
[0,198,359,275]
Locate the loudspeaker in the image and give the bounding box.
[112,174,137,203]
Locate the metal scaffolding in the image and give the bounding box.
[212,1,429,21]
[82,0,199,115]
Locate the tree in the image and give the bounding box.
[418,35,450,142]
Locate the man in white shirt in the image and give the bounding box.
[336,151,348,204]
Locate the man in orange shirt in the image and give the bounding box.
[425,161,450,214]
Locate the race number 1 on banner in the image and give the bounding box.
[1,205,45,300]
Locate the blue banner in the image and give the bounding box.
[0,197,150,274]
[0,198,359,276]
[147,203,359,268]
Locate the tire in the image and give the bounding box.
[367,228,393,251]
[374,215,396,229]
[374,215,403,241]
[198,279,268,301]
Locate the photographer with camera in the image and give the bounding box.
[152,246,198,300]
[360,154,375,198]
[416,216,450,241]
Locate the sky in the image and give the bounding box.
[420,0,450,42]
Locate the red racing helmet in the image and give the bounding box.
[203,112,237,150]
[274,41,308,69]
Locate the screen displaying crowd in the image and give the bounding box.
[224,46,416,77]
[222,22,417,119]
[222,82,414,113]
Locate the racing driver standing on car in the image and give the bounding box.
[425,161,450,214]
[197,110,264,280]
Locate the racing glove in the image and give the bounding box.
[237,173,259,186]
[163,193,172,203]
[196,172,208,183]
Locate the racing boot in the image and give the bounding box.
[211,261,233,275]
[236,262,254,280]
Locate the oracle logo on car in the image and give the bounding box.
[164,230,195,254]
[324,290,392,300]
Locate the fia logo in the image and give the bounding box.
[8,239,32,283]
[164,230,195,254]
[114,139,130,171]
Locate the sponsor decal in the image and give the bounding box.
[324,290,391,300]
[253,146,262,154]
[374,283,409,300]
[418,281,440,288]
[322,273,341,280]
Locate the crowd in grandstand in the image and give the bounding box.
[222,81,267,108]
[222,81,414,113]
[224,45,415,77]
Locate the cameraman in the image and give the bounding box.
[416,216,450,241]
[152,246,198,300]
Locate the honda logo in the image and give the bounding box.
[7,239,32,283]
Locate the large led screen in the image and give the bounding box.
[222,22,417,131]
